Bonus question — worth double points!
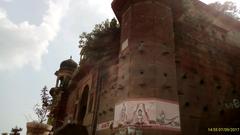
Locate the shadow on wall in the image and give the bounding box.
[54,123,88,135]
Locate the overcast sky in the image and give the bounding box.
[0,0,239,134]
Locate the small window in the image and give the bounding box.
[59,76,64,87]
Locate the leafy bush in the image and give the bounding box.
[79,18,120,64]
[209,1,240,20]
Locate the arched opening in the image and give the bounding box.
[59,76,64,87]
[78,85,89,124]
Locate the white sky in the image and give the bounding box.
[0,0,239,134]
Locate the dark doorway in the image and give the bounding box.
[78,85,89,124]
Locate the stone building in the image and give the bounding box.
[49,0,240,135]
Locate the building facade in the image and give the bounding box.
[50,0,240,135]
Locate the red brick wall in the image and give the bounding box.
[175,17,240,134]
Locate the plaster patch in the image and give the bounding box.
[121,39,129,51]
[97,120,113,131]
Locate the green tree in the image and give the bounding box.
[209,1,240,20]
[79,18,120,63]
[34,86,52,123]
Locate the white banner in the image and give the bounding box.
[114,99,181,131]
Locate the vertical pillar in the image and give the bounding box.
[55,77,59,88]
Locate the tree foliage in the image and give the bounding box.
[10,126,22,135]
[209,1,240,20]
[34,86,52,123]
[79,18,120,64]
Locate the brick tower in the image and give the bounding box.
[112,0,181,134]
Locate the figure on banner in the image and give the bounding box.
[131,103,150,125]
[119,103,128,125]
[156,110,180,127]
[157,110,166,124]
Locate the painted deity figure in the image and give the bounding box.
[137,109,144,124]
[119,103,127,125]
[157,110,166,124]
[131,103,149,125]
[157,110,180,127]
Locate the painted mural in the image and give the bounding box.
[114,99,180,131]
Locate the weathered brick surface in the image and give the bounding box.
[175,17,240,134]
